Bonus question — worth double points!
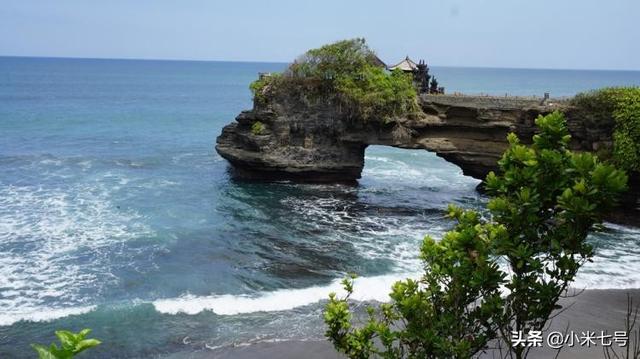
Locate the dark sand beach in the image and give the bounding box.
[207,289,640,359]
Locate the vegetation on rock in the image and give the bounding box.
[32,329,100,358]
[251,120,266,135]
[324,111,628,358]
[249,38,420,122]
[572,87,640,173]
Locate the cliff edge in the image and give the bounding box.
[216,94,613,181]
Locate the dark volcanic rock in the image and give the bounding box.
[216,99,367,183]
[216,93,613,181]
[215,92,638,220]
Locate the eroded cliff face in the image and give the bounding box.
[216,94,615,181]
[216,95,367,182]
[215,91,640,223]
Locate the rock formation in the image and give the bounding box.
[216,91,638,223]
[216,94,613,181]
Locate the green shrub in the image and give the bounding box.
[335,67,419,122]
[324,111,628,359]
[32,329,100,358]
[288,38,381,79]
[250,73,281,106]
[485,111,627,358]
[249,38,420,122]
[251,121,266,135]
[572,87,640,173]
[325,206,506,358]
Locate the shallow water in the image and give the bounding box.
[1,57,640,357]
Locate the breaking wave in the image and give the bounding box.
[152,272,416,316]
[0,182,153,326]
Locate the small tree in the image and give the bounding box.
[429,77,439,94]
[485,111,627,358]
[325,205,506,358]
[571,87,640,173]
[325,111,628,358]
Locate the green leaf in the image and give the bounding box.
[32,329,101,359]
[75,339,102,354]
[31,344,56,359]
[55,330,76,350]
[77,328,91,339]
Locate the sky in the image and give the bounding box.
[1,0,638,70]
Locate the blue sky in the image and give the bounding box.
[1,0,638,70]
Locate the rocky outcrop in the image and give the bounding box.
[216,92,640,223]
[216,94,614,181]
[216,100,367,183]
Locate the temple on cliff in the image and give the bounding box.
[388,56,419,72]
[388,56,444,94]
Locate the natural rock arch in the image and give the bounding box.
[216,94,613,183]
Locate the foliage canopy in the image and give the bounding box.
[572,87,640,173]
[250,38,420,122]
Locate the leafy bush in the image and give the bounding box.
[250,73,281,106]
[249,38,420,122]
[572,87,640,173]
[324,111,628,359]
[325,206,506,358]
[32,329,100,358]
[251,120,266,135]
[485,110,627,358]
[288,38,381,80]
[335,67,420,123]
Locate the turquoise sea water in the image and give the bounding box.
[1,57,640,358]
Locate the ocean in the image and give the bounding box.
[1,57,640,358]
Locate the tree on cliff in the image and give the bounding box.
[324,111,628,358]
[250,38,420,122]
[572,87,640,174]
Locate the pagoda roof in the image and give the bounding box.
[388,56,418,72]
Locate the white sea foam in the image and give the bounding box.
[2,147,640,329]
[152,272,417,316]
[363,148,480,190]
[0,183,153,326]
[279,194,437,272]
[574,226,640,289]
[237,187,440,319]
[150,236,640,318]
[0,305,97,327]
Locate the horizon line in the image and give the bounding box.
[1,54,639,73]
